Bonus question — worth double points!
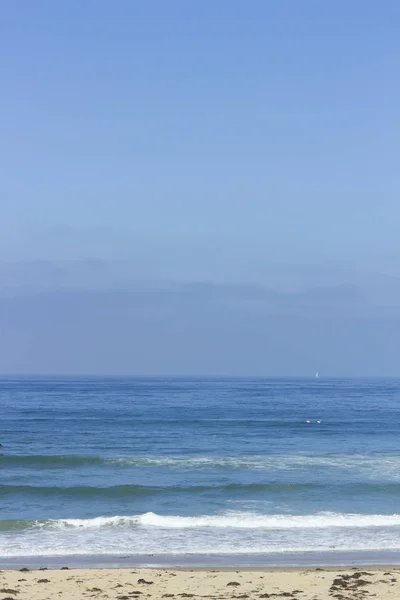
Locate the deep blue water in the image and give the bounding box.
[1,377,400,564]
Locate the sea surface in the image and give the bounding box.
[1,377,400,567]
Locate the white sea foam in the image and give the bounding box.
[3,511,400,558]
[36,511,400,530]
[105,454,400,480]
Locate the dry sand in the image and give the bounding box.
[1,566,400,599]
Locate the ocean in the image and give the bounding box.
[1,376,400,567]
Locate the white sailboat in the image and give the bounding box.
[315,371,319,379]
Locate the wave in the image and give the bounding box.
[2,452,400,471]
[0,481,320,499]
[0,483,163,498]
[0,455,105,468]
[3,480,400,499]
[2,511,400,533]
[133,511,400,529]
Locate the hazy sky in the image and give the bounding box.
[1,1,399,375]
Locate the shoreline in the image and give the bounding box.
[2,564,400,572]
[1,565,399,600]
[2,549,400,570]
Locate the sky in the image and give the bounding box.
[1,1,399,376]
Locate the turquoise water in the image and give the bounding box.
[1,377,400,565]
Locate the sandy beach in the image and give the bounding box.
[1,566,399,600]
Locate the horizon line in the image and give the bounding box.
[0,374,398,380]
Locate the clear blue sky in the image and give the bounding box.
[1,1,399,375]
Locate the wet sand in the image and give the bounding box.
[1,566,400,599]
